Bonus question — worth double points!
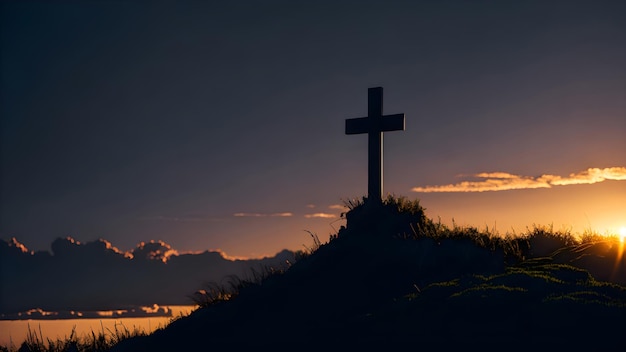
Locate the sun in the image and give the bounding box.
[620,227,626,242]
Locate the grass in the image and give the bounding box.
[1,322,149,352]
[189,264,290,308]
[188,230,322,309]
[2,312,192,352]
[4,195,626,350]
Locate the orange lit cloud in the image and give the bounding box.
[233,212,293,217]
[133,240,179,262]
[6,237,30,254]
[211,249,255,261]
[412,167,626,193]
[547,167,626,186]
[304,213,337,219]
[328,204,347,210]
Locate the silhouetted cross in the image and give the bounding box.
[346,87,405,203]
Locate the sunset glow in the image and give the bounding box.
[1,1,625,349]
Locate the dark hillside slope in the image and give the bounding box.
[113,198,626,351]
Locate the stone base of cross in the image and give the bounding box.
[345,87,405,204]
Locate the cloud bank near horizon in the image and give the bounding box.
[0,237,297,313]
[412,167,626,193]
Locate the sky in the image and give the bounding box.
[1,0,625,259]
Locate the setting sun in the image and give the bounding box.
[620,227,626,242]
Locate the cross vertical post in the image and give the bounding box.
[345,87,405,204]
[368,88,383,203]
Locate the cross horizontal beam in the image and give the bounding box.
[345,114,405,135]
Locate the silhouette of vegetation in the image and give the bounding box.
[189,231,323,309]
[189,264,290,308]
[3,322,149,352]
[3,195,625,351]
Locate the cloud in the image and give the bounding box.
[233,212,293,217]
[0,237,297,314]
[0,305,175,320]
[328,204,346,210]
[50,237,130,258]
[547,167,626,186]
[2,237,30,255]
[132,240,179,262]
[304,213,337,219]
[412,167,626,193]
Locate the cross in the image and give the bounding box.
[346,87,405,204]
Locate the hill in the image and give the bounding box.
[108,196,626,351]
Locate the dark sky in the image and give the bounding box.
[2,0,625,257]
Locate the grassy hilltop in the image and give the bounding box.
[110,196,625,351]
[11,196,626,351]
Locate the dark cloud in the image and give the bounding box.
[50,237,129,258]
[0,237,30,255]
[0,237,296,314]
[131,240,177,262]
[0,304,173,320]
